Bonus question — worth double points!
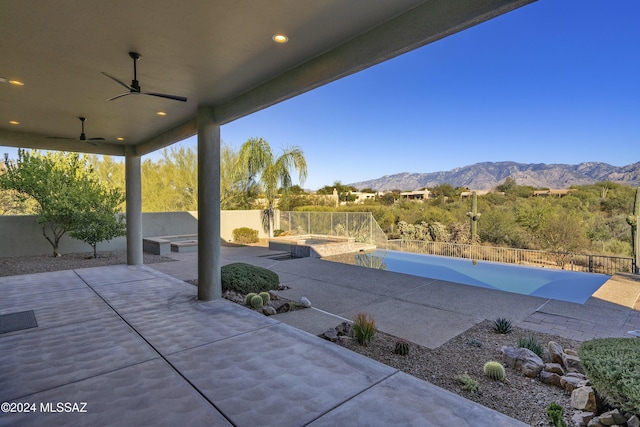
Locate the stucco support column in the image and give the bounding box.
[125,146,143,265]
[197,107,221,300]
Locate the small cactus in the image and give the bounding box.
[259,291,271,305]
[245,293,258,305]
[493,317,512,334]
[394,340,410,356]
[483,361,505,381]
[250,294,264,309]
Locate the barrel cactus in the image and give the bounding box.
[259,291,271,305]
[245,293,258,305]
[250,294,264,309]
[483,361,505,381]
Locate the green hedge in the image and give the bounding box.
[579,338,640,414]
[221,263,279,294]
[232,227,259,244]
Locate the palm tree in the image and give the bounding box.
[235,137,307,236]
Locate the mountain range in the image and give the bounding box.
[349,161,640,191]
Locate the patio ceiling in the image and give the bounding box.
[0,0,535,157]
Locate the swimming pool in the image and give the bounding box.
[345,250,610,304]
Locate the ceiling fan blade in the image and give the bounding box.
[88,137,106,141]
[143,92,187,102]
[87,140,100,146]
[107,92,131,101]
[101,72,133,91]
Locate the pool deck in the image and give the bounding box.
[1,245,639,426]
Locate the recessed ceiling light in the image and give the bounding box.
[9,120,19,125]
[156,111,167,116]
[117,137,124,141]
[9,80,24,86]
[272,34,288,44]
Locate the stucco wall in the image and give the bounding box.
[0,210,274,257]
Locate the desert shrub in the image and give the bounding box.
[394,340,410,356]
[454,373,479,393]
[493,317,512,334]
[352,312,376,346]
[221,263,279,294]
[545,402,567,427]
[250,294,264,309]
[579,338,640,414]
[232,227,259,244]
[517,334,543,357]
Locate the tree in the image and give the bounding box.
[69,184,126,258]
[0,149,124,257]
[235,138,307,236]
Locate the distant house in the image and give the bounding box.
[351,191,377,204]
[399,189,430,201]
[533,189,576,197]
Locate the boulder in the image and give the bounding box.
[571,386,597,412]
[562,351,584,374]
[628,415,640,427]
[627,415,640,427]
[586,417,604,427]
[501,346,544,378]
[276,302,291,313]
[598,409,627,426]
[540,370,562,387]
[560,375,583,392]
[545,362,565,375]
[572,411,595,427]
[548,341,564,364]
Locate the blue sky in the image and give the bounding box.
[214,0,640,190]
[4,1,638,191]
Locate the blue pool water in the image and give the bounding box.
[351,250,610,304]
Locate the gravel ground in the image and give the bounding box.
[1,251,580,426]
[0,251,174,277]
[343,320,580,427]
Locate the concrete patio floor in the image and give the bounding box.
[2,245,639,426]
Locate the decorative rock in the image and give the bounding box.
[545,362,565,375]
[501,346,544,378]
[571,386,597,412]
[565,372,587,381]
[268,290,279,300]
[586,417,604,427]
[572,411,595,427]
[335,322,352,336]
[277,284,291,290]
[599,409,627,426]
[276,302,291,313]
[560,375,583,392]
[336,336,352,346]
[564,348,579,356]
[540,370,562,387]
[320,328,338,342]
[300,296,311,308]
[548,341,564,364]
[562,351,584,374]
[628,415,640,427]
[262,306,277,316]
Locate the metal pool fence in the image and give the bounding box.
[278,212,636,275]
[386,239,635,276]
[278,211,388,247]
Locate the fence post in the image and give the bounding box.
[588,255,593,273]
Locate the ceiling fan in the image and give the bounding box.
[102,52,187,102]
[47,117,105,146]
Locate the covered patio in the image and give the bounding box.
[0,0,536,300]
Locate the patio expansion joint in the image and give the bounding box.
[301,369,400,426]
[72,270,235,426]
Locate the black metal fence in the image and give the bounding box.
[386,240,635,276]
